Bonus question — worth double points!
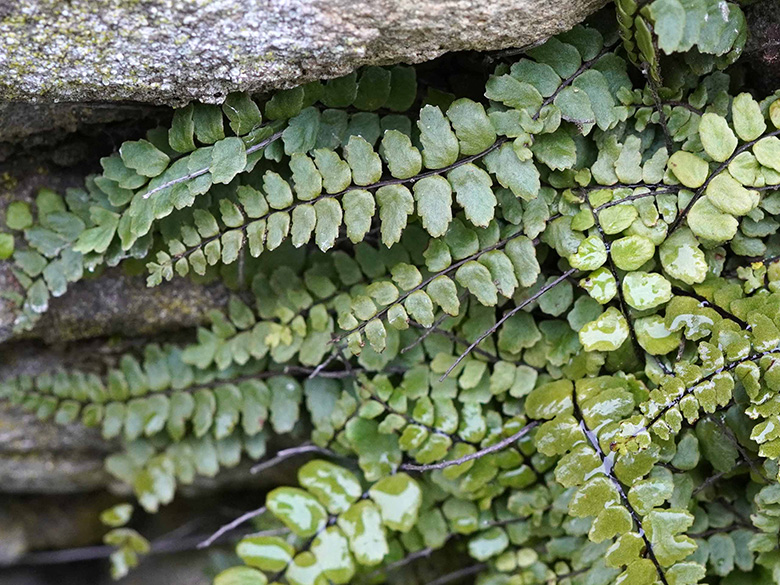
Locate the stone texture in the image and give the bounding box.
[0,404,112,493]
[0,157,229,345]
[0,102,165,145]
[0,0,607,106]
[0,262,231,344]
[0,337,303,495]
[8,267,230,344]
[744,0,780,95]
[0,342,118,494]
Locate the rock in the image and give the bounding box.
[0,102,166,146]
[10,267,230,344]
[0,508,28,566]
[0,260,231,344]
[0,158,230,345]
[0,342,113,493]
[0,0,607,105]
[744,0,780,95]
[0,339,307,495]
[0,404,111,494]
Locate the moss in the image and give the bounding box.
[1,172,19,193]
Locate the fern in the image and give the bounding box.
[4,3,780,584]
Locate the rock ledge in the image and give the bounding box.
[0,0,606,105]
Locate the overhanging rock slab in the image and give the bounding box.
[0,0,607,105]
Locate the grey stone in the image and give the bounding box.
[0,338,305,495]
[0,343,114,493]
[0,102,165,145]
[0,160,230,345]
[0,340,301,499]
[13,267,230,344]
[0,404,112,493]
[0,0,607,106]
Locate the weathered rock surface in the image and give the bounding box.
[5,267,230,344]
[0,336,303,495]
[0,0,607,105]
[0,156,229,344]
[0,403,112,493]
[0,102,166,145]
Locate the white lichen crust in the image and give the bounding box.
[0,0,607,105]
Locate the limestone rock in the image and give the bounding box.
[0,0,607,105]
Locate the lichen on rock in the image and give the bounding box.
[0,0,607,105]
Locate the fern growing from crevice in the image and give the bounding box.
[3,2,780,583]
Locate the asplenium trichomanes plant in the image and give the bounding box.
[2,1,780,583]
